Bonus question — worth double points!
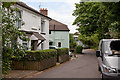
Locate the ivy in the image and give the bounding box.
[2,2,28,74]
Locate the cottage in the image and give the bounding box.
[15,2,51,50]
[49,20,70,48]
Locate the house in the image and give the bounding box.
[49,20,70,48]
[73,32,83,46]
[40,9,70,48]
[15,2,52,50]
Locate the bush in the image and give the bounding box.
[57,48,69,56]
[16,49,57,61]
[75,45,83,54]
[56,48,69,62]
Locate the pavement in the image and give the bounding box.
[2,49,101,78]
[2,70,39,78]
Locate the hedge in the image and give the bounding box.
[75,45,83,54]
[18,49,57,61]
[57,48,69,56]
[56,48,69,62]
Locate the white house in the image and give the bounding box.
[15,2,52,50]
[73,32,83,46]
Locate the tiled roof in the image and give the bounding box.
[16,2,52,20]
[49,19,70,31]
[33,32,46,40]
[19,30,45,40]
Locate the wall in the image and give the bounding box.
[49,31,69,48]
[41,19,49,50]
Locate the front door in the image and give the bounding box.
[31,40,38,50]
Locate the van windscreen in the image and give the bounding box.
[110,40,120,55]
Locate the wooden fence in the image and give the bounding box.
[11,57,56,70]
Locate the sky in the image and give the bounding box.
[20,0,80,33]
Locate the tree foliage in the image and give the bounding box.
[2,2,28,74]
[73,2,120,47]
[69,34,76,49]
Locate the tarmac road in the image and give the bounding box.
[32,49,101,78]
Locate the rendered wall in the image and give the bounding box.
[49,31,69,48]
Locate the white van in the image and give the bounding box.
[96,39,120,79]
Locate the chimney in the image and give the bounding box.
[40,8,48,16]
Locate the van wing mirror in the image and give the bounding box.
[96,50,100,57]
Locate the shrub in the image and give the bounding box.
[56,48,69,62]
[57,48,69,56]
[16,49,57,61]
[75,45,83,54]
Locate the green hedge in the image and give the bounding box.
[57,48,69,56]
[56,48,69,62]
[75,45,83,54]
[19,49,57,61]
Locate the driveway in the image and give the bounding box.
[31,49,101,78]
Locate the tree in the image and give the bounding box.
[2,2,28,74]
[73,2,120,47]
[69,34,76,49]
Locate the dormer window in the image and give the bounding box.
[16,11,22,28]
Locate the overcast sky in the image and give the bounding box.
[20,0,80,33]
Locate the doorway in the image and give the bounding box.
[31,40,38,50]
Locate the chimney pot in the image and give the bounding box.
[40,8,48,16]
[40,8,42,10]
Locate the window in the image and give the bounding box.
[41,20,45,32]
[41,22,44,32]
[49,41,53,45]
[58,42,61,47]
[11,39,17,48]
[16,11,22,28]
[110,40,120,55]
[22,43,28,50]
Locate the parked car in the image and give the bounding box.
[96,39,120,79]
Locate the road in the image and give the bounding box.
[32,49,101,78]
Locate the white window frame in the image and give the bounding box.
[16,10,22,28]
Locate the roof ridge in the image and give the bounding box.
[16,2,52,20]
